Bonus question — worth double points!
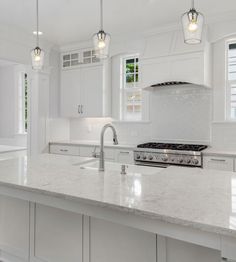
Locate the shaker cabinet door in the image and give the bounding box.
[80,65,103,117]
[61,69,81,117]
[89,217,156,262]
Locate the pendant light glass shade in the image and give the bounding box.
[31,47,45,70]
[93,30,111,59]
[93,0,110,59]
[31,0,44,70]
[181,0,204,44]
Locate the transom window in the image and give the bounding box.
[227,42,236,120]
[120,55,142,121]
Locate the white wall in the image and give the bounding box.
[209,19,236,150]
[51,18,236,149]
[0,66,16,138]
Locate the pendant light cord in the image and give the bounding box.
[36,0,39,46]
[191,0,195,9]
[100,0,103,30]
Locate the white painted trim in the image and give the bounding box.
[157,235,167,262]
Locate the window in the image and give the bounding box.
[18,73,28,134]
[227,42,236,120]
[120,55,142,121]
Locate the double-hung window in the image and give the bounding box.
[18,72,28,134]
[227,42,236,120]
[120,55,142,121]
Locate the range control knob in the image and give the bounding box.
[179,158,184,164]
[186,159,191,164]
[148,155,153,161]
[192,159,199,165]
[162,156,168,162]
[136,154,141,160]
[142,155,147,160]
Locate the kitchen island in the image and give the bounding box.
[0,154,235,262]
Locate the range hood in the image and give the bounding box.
[143,81,207,91]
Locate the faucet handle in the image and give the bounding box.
[120,164,128,175]
[113,136,119,145]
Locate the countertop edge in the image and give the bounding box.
[49,141,136,150]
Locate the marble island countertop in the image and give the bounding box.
[0,154,235,238]
[50,140,136,150]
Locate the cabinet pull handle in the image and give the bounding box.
[210,158,226,162]
[78,105,80,114]
[120,151,130,154]
[60,149,68,152]
[81,105,83,114]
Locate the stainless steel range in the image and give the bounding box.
[134,143,208,168]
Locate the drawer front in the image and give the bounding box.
[80,146,95,157]
[50,144,79,156]
[115,150,134,164]
[203,156,234,171]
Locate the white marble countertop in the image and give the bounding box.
[203,148,236,157]
[0,154,236,238]
[0,145,26,154]
[50,140,136,150]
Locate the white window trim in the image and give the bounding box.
[226,39,236,121]
[16,71,28,134]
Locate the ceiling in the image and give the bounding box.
[0,0,236,46]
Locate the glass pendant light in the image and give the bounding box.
[31,0,44,70]
[92,0,111,59]
[181,0,204,44]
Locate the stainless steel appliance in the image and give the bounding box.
[134,143,207,168]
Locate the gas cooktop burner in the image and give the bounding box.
[137,143,207,152]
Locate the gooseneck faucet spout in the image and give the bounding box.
[99,124,118,171]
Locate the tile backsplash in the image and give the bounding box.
[69,87,212,145]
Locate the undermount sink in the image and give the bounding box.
[79,160,164,175]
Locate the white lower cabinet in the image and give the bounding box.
[0,197,224,262]
[0,196,30,261]
[49,144,80,156]
[34,204,83,262]
[89,217,156,262]
[79,145,115,161]
[203,156,234,172]
[165,238,221,262]
[50,144,133,163]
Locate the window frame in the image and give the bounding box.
[17,71,28,134]
[120,54,144,122]
[225,39,236,121]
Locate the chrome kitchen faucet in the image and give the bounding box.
[99,124,118,171]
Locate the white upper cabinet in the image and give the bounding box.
[61,69,81,118]
[60,48,111,118]
[141,30,211,88]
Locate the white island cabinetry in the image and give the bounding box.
[0,196,221,262]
